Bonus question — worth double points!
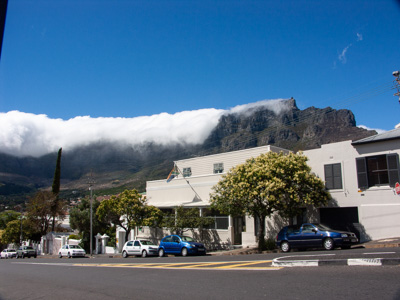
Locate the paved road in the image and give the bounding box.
[1,247,399,299]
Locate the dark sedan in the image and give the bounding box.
[276,223,358,252]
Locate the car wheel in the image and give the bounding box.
[280,241,290,252]
[68,252,72,259]
[5,255,8,259]
[59,252,62,258]
[158,248,165,257]
[323,238,334,250]
[141,250,147,258]
[122,251,128,258]
[21,254,24,259]
[181,247,188,257]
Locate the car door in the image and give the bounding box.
[125,241,134,255]
[300,224,321,247]
[132,241,141,255]
[286,226,302,248]
[162,236,173,253]
[171,236,182,254]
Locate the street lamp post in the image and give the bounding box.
[88,173,95,256]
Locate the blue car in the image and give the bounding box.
[276,223,358,252]
[158,235,206,257]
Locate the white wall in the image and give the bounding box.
[304,140,400,240]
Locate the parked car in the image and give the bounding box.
[158,235,206,257]
[122,239,158,258]
[1,249,17,259]
[58,244,86,258]
[276,223,358,252]
[16,246,37,258]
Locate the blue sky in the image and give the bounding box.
[1,1,400,156]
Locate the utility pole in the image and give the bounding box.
[87,172,95,256]
[393,71,400,103]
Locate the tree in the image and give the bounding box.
[51,148,64,231]
[0,210,20,230]
[162,205,214,235]
[26,191,67,240]
[210,151,330,251]
[0,218,36,245]
[96,189,162,243]
[69,197,111,252]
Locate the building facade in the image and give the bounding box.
[136,129,400,249]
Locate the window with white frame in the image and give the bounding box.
[324,163,343,190]
[356,154,400,189]
[183,167,192,177]
[213,163,224,174]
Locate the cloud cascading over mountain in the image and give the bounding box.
[0,99,291,157]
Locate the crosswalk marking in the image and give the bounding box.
[72,260,281,271]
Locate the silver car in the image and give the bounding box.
[1,249,17,259]
[122,239,158,258]
[58,244,86,258]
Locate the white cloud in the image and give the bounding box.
[358,125,386,134]
[356,33,363,41]
[0,99,291,157]
[338,44,352,64]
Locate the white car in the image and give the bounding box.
[122,239,158,258]
[58,244,86,258]
[1,249,17,259]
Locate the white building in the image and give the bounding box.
[303,128,400,242]
[144,145,289,250]
[134,128,400,249]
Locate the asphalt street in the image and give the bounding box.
[1,247,399,299]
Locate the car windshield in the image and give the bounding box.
[312,223,333,231]
[140,240,155,245]
[69,245,81,249]
[180,236,195,242]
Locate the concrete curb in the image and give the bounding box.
[272,258,400,267]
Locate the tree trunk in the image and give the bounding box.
[257,214,266,252]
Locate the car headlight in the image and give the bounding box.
[341,234,348,238]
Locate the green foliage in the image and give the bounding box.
[0,210,21,230]
[69,197,109,252]
[68,234,81,240]
[0,219,37,245]
[50,148,63,231]
[210,151,330,251]
[262,238,277,251]
[162,205,214,235]
[26,190,67,238]
[96,189,162,242]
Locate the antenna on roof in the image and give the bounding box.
[393,71,400,104]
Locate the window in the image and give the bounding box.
[183,167,191,177]
[203,209,229,230]
[356,154,400,189]
[324,163,343,190]
[213,163,224,174]
[134,241,140,246]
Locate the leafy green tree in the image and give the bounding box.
[0,210,20,230]
[162,205,214,235]
[96,189,162,242]
[51,148,64,231]
[210,151,330,251]
[26,191,56,238]
[0,218,36,245]
[69,197,111,252]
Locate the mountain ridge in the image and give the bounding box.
[0,99,376,206]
